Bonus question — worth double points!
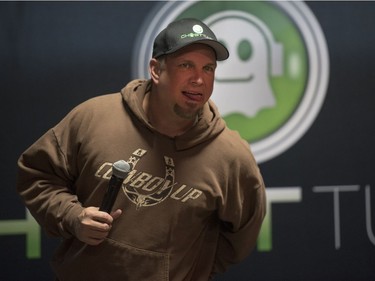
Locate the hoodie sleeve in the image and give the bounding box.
[211,145,266,275]
[16,118,84,239]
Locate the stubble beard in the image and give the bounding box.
[173,103,201,120]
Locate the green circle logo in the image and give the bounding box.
[132,1,329,163]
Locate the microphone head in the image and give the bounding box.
[112,160,131,179]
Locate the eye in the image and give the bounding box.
[204,65,215,73]
[180,62,191,69]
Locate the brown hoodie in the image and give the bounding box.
[17,79,266,281]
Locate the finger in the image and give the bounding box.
[82,219,111,232]
[90,211,114,225]
[87,228,111,239]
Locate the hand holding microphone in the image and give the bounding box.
[75,206,122,245]
[74,160,130,245]
[73,160,131,245]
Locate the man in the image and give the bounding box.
[17,18,266,281]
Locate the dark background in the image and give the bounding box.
[1,1,374,280]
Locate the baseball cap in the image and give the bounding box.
[152,18,229,61]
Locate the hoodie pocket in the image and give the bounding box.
[51,238,169,281]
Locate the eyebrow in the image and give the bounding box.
[206,62,217,68]
[176,58,217,67]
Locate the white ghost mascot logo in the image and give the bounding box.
[205,11,284,117]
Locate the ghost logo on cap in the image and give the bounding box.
[180,26,213,41]
[193,24,203,34]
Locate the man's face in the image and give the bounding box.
[156,43,217,120]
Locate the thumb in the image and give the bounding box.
[110,209,122,220]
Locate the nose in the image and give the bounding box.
[190,69,204,86]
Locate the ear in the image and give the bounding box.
[149,58,161,84]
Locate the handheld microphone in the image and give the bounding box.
[99,160,131,213]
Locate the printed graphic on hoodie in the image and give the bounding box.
[96,149,203,209]
[126,149,203,209]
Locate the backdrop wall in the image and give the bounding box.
[1,1,374,280]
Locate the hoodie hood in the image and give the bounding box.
[120,79,226,151]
